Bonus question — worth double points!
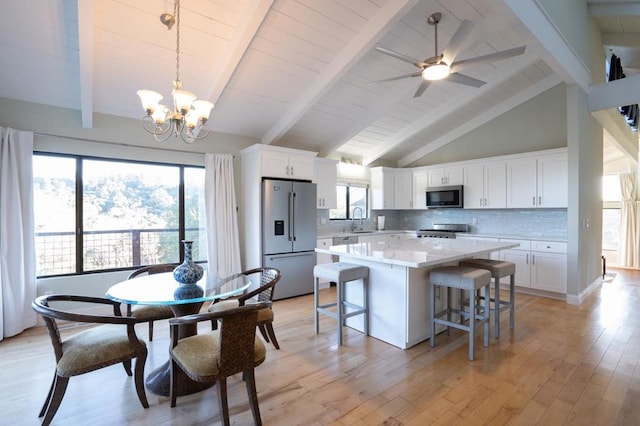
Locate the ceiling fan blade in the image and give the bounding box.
[451,45,526,73]
[413,80,431,98]
[375,47,427,68]
[446,72,486,88]
[441,20,477,65]
[370,71,423,83]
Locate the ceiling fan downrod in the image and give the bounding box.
[427,12,442,59]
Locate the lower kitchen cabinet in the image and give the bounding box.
[500,238,567,294]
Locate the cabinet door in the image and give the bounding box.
[261,151,290,178]
[531,252,567,293]
[501,249,531,287]
[288,154,315,180]
[428,169,446,187]
[394,170,413,209]
[370,167,394,209]
[537,154,567,208]
[412,171,428,209]
[506,157,537,208]
[314,159,337,209]
[463,164,484,209]
[445,167,464,185]
[316,239,333,265]
[484,161,506,208]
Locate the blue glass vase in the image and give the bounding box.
[173,240,204,285]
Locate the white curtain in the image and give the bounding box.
[618,172,639,268]
[204,154,242,278]
[0,127,37,340]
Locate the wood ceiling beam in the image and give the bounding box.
[206,0,272,104]
[588,73,640,111]
[77,0,93,128]
[588,1,640,16]
[260,0,421,146]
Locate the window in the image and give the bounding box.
[33,153,206,277]
[330,183,368,220]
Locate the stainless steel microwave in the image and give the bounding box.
[426,185,463,208]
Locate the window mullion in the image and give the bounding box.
[76,157,83,273]
[178,166,185,262]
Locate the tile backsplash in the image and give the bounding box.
[317,208,567,239]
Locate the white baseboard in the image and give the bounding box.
[566,277,602,305]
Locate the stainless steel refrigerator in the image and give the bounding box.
[262,178,317,300]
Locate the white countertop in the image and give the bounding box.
[315,238,519,268]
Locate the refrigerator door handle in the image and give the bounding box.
[287,192,293,241]
[291,192,297,241]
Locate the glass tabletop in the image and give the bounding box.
[106,271,251,305]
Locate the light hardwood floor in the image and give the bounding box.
[2,268,640,425]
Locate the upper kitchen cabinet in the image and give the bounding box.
[463,161,506,209]
[428,166,463,187]
[314,158,337,209]
[394,169,413,209]
[506,150,567,208]
[370,167,394,209]
[412,169,428,209]
[253,145,316,181]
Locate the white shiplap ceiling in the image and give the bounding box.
[0,0,638,166]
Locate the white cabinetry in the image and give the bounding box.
[500,238,567,293]
[316,238,334,285]
[506,153,567,208]
[370,167,394,209]
[394,169,413,209]
[412,170,428,209]
[428,166,463,187]
[455,235,500,260]
[314,158,337,209]
[260,148,315,180]
[463,161,506,209]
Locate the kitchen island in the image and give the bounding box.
[315,238,519,349]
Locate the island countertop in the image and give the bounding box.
[315,238,519,268]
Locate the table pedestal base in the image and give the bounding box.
[145,301,212,397]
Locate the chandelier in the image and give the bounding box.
[137,0,213,144]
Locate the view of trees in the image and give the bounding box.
[33,155,206,276]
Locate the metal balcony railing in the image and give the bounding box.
[35,227,205,277]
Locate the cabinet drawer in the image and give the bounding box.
[317,239,332,249]
[531,241,567,253]
[499,238,530,251]
[332,236,358,245]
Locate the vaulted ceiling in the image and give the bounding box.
[1,0,638,166]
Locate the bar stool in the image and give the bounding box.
[459,258,516,338]
[313,262,369,345]
[430,266,491,361]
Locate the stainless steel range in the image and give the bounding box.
[416,223,469,239]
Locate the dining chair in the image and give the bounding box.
[169,302,272,425]
[208,267,282,349]
[126,264,177,341]
[32,294,149,426]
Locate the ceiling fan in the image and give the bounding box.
[373,12,526,98]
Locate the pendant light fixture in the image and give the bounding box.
[137,0,214,144]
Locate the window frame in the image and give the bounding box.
[329,182,369,220]
[33,151,205,278]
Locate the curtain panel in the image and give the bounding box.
[0,127,37,340]
[204,154,242,278]
[618,172,639,268]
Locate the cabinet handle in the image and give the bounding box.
[484,198,487,206]
[532,196,535,206]
[538,196,541,205]
[526,253,529,264]
[286,166,290,175]
[480,198,483,206]
[290,166,294,175]
[532,254,535,265]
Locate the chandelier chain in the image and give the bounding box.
[175,0,180,83]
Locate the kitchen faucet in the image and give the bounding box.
[351,207,364,231]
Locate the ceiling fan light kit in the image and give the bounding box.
[373,12,526,98]
[137,0,213,144]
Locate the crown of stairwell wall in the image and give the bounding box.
[317,208,567,240]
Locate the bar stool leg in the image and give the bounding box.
[337,281,344,346]
[430,282,436,347]
[494,275,501,338]
[469,288,475,360]
[314,277,320,334]
[363,277,369,336]
[509,274,515,330]
[483,284,490,348]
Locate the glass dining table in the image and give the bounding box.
[106,270,252,397]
